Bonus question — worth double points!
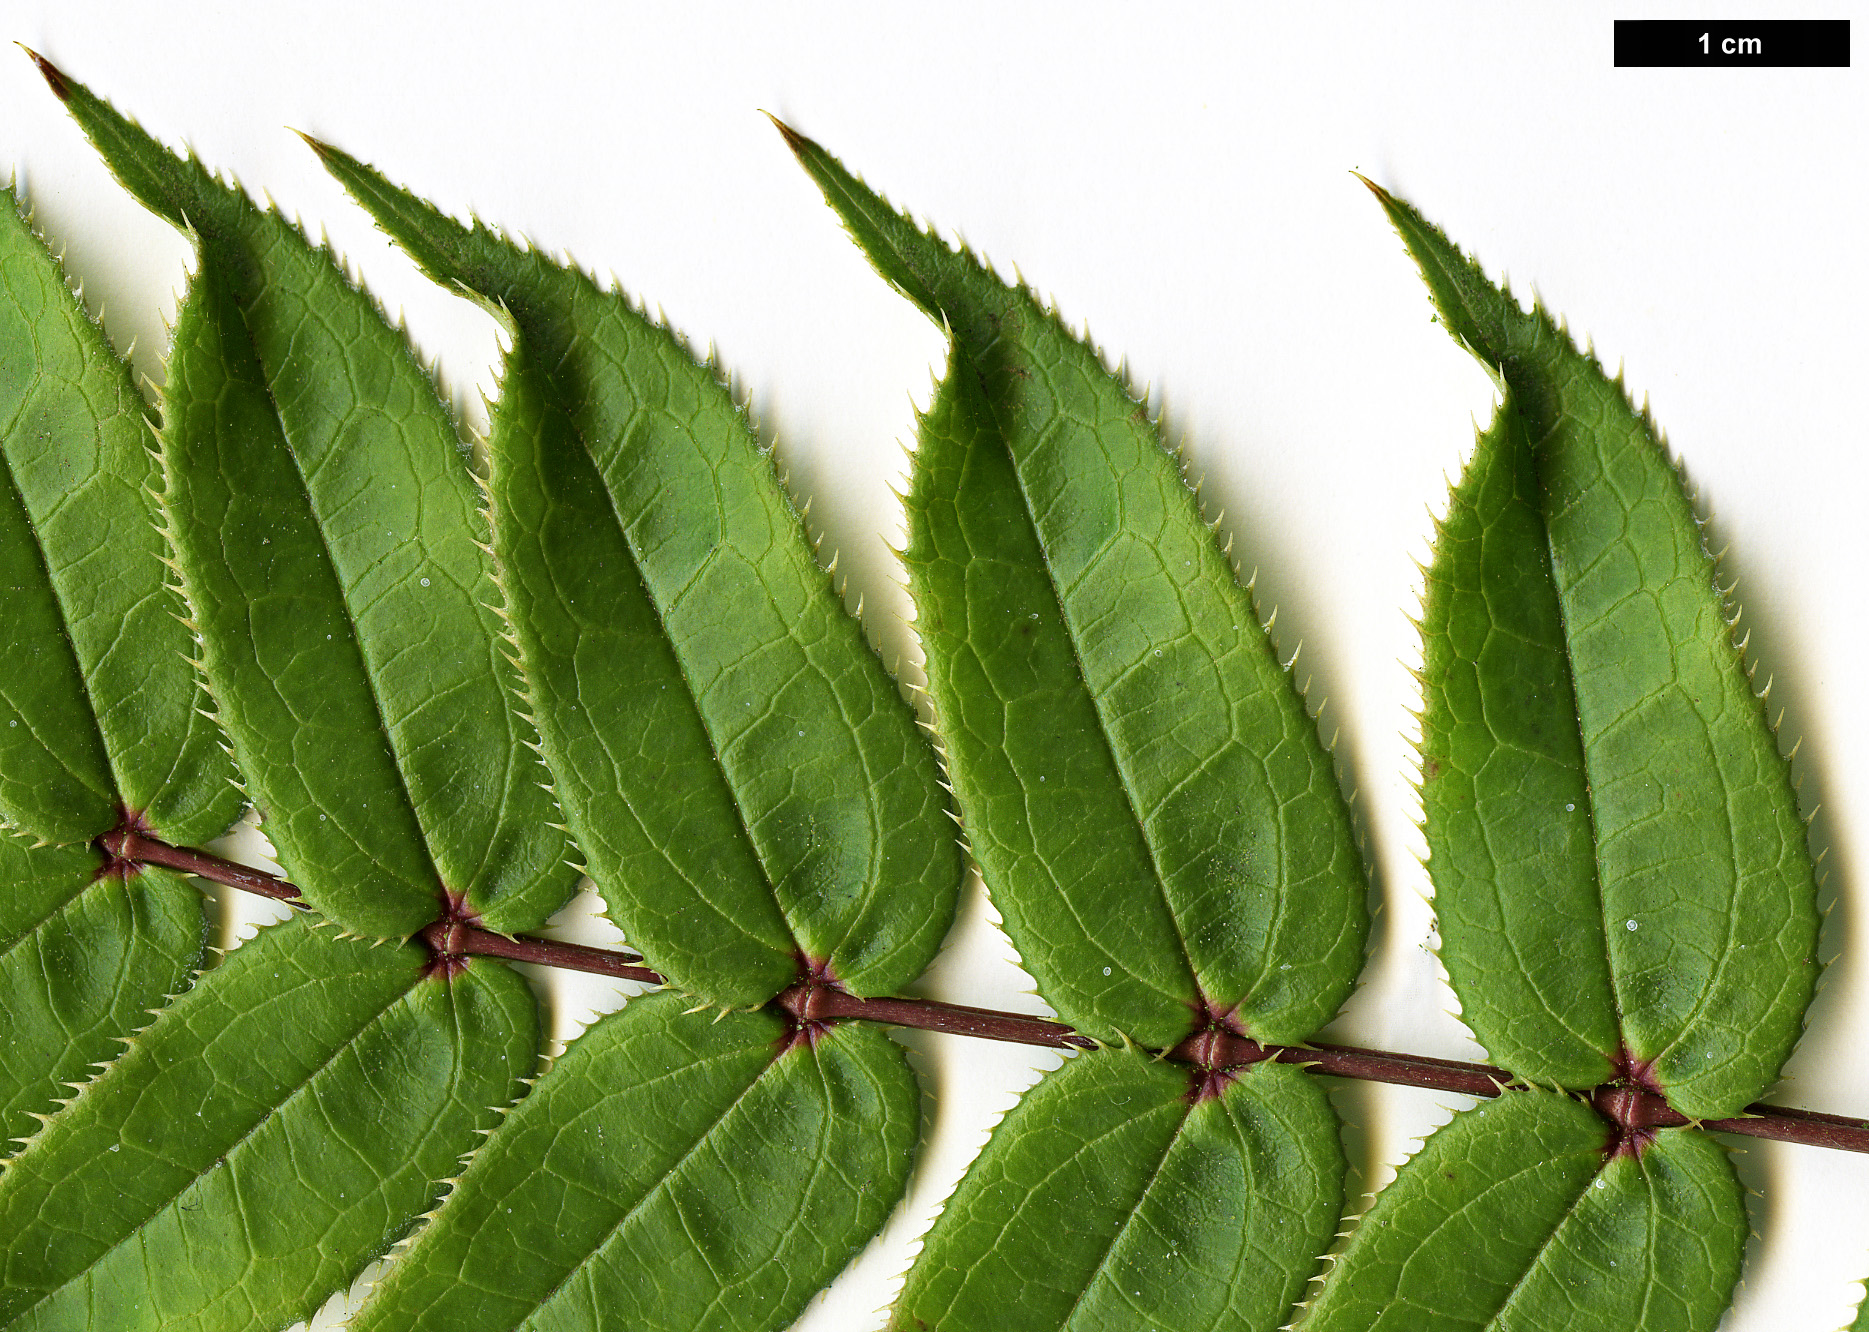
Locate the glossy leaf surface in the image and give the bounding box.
[1391,182,1819,1118]
[51,68,576,937]
[351,990,919,1332]
[787,127,1366,1050]
[1304,1091,1744,1332]
[893,1049,1342,1332]
[311,139,962,1003]
[0,914,536,1330]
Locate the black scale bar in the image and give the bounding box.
[1615,19,1849,66]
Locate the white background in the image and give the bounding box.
[3,3,1865,1328]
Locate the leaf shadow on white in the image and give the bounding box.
[1689,485,1852,1110]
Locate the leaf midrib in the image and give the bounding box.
[225,281,444,900]
[519,1041,786,1328]
[1529,396,1752,1080]
[1506,400,1629,1069]
[0,869,103,963]
[987,353,1204,1008]
[6,958,421,1318]
[577,407,801,961]
[1053,1095,1194,1332]
[1481,1150,1626,1332]
[0,387,119,823]
[1379,1147,1600,1327]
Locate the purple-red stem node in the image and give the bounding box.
[102,829,1869,1155]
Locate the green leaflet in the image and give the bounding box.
[1303,1091,1745,1332]
[1389,183,1819,1118]
[0,180,240,847]
[0,843,204,1153]
[0,171,225,1168]
[2,70,1847,1332]
[308,139,963,1003]
[893,1049,1342,1332]
[1421,394,1618,1087]
[350,990,919,1332]
[0,912,536,1331]
[48,63,577,937]
[786,127,1366,1049]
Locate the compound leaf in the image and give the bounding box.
[308,138,963,1004]
[1303,1090,1744,1332]
[0,912,537,1331]
[44,59,577,938]
[783,125,1366,1052]
[350,990,919,1332]
[892,1049,1342,1332]
[1390,181,1819,1118]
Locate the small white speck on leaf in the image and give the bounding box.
[1103,966,1112,976]
[1626,919,1638,931]
[1565,803,1575,812]
[420,577,430,587]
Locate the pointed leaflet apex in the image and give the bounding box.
[50,62,577,936]
[1363,176,1512,376]
[1398,185,1817,1120]
[775,119,945,319]
[19,46,69,103]
[810,137,1366,1050]
[314,136,961,1002]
